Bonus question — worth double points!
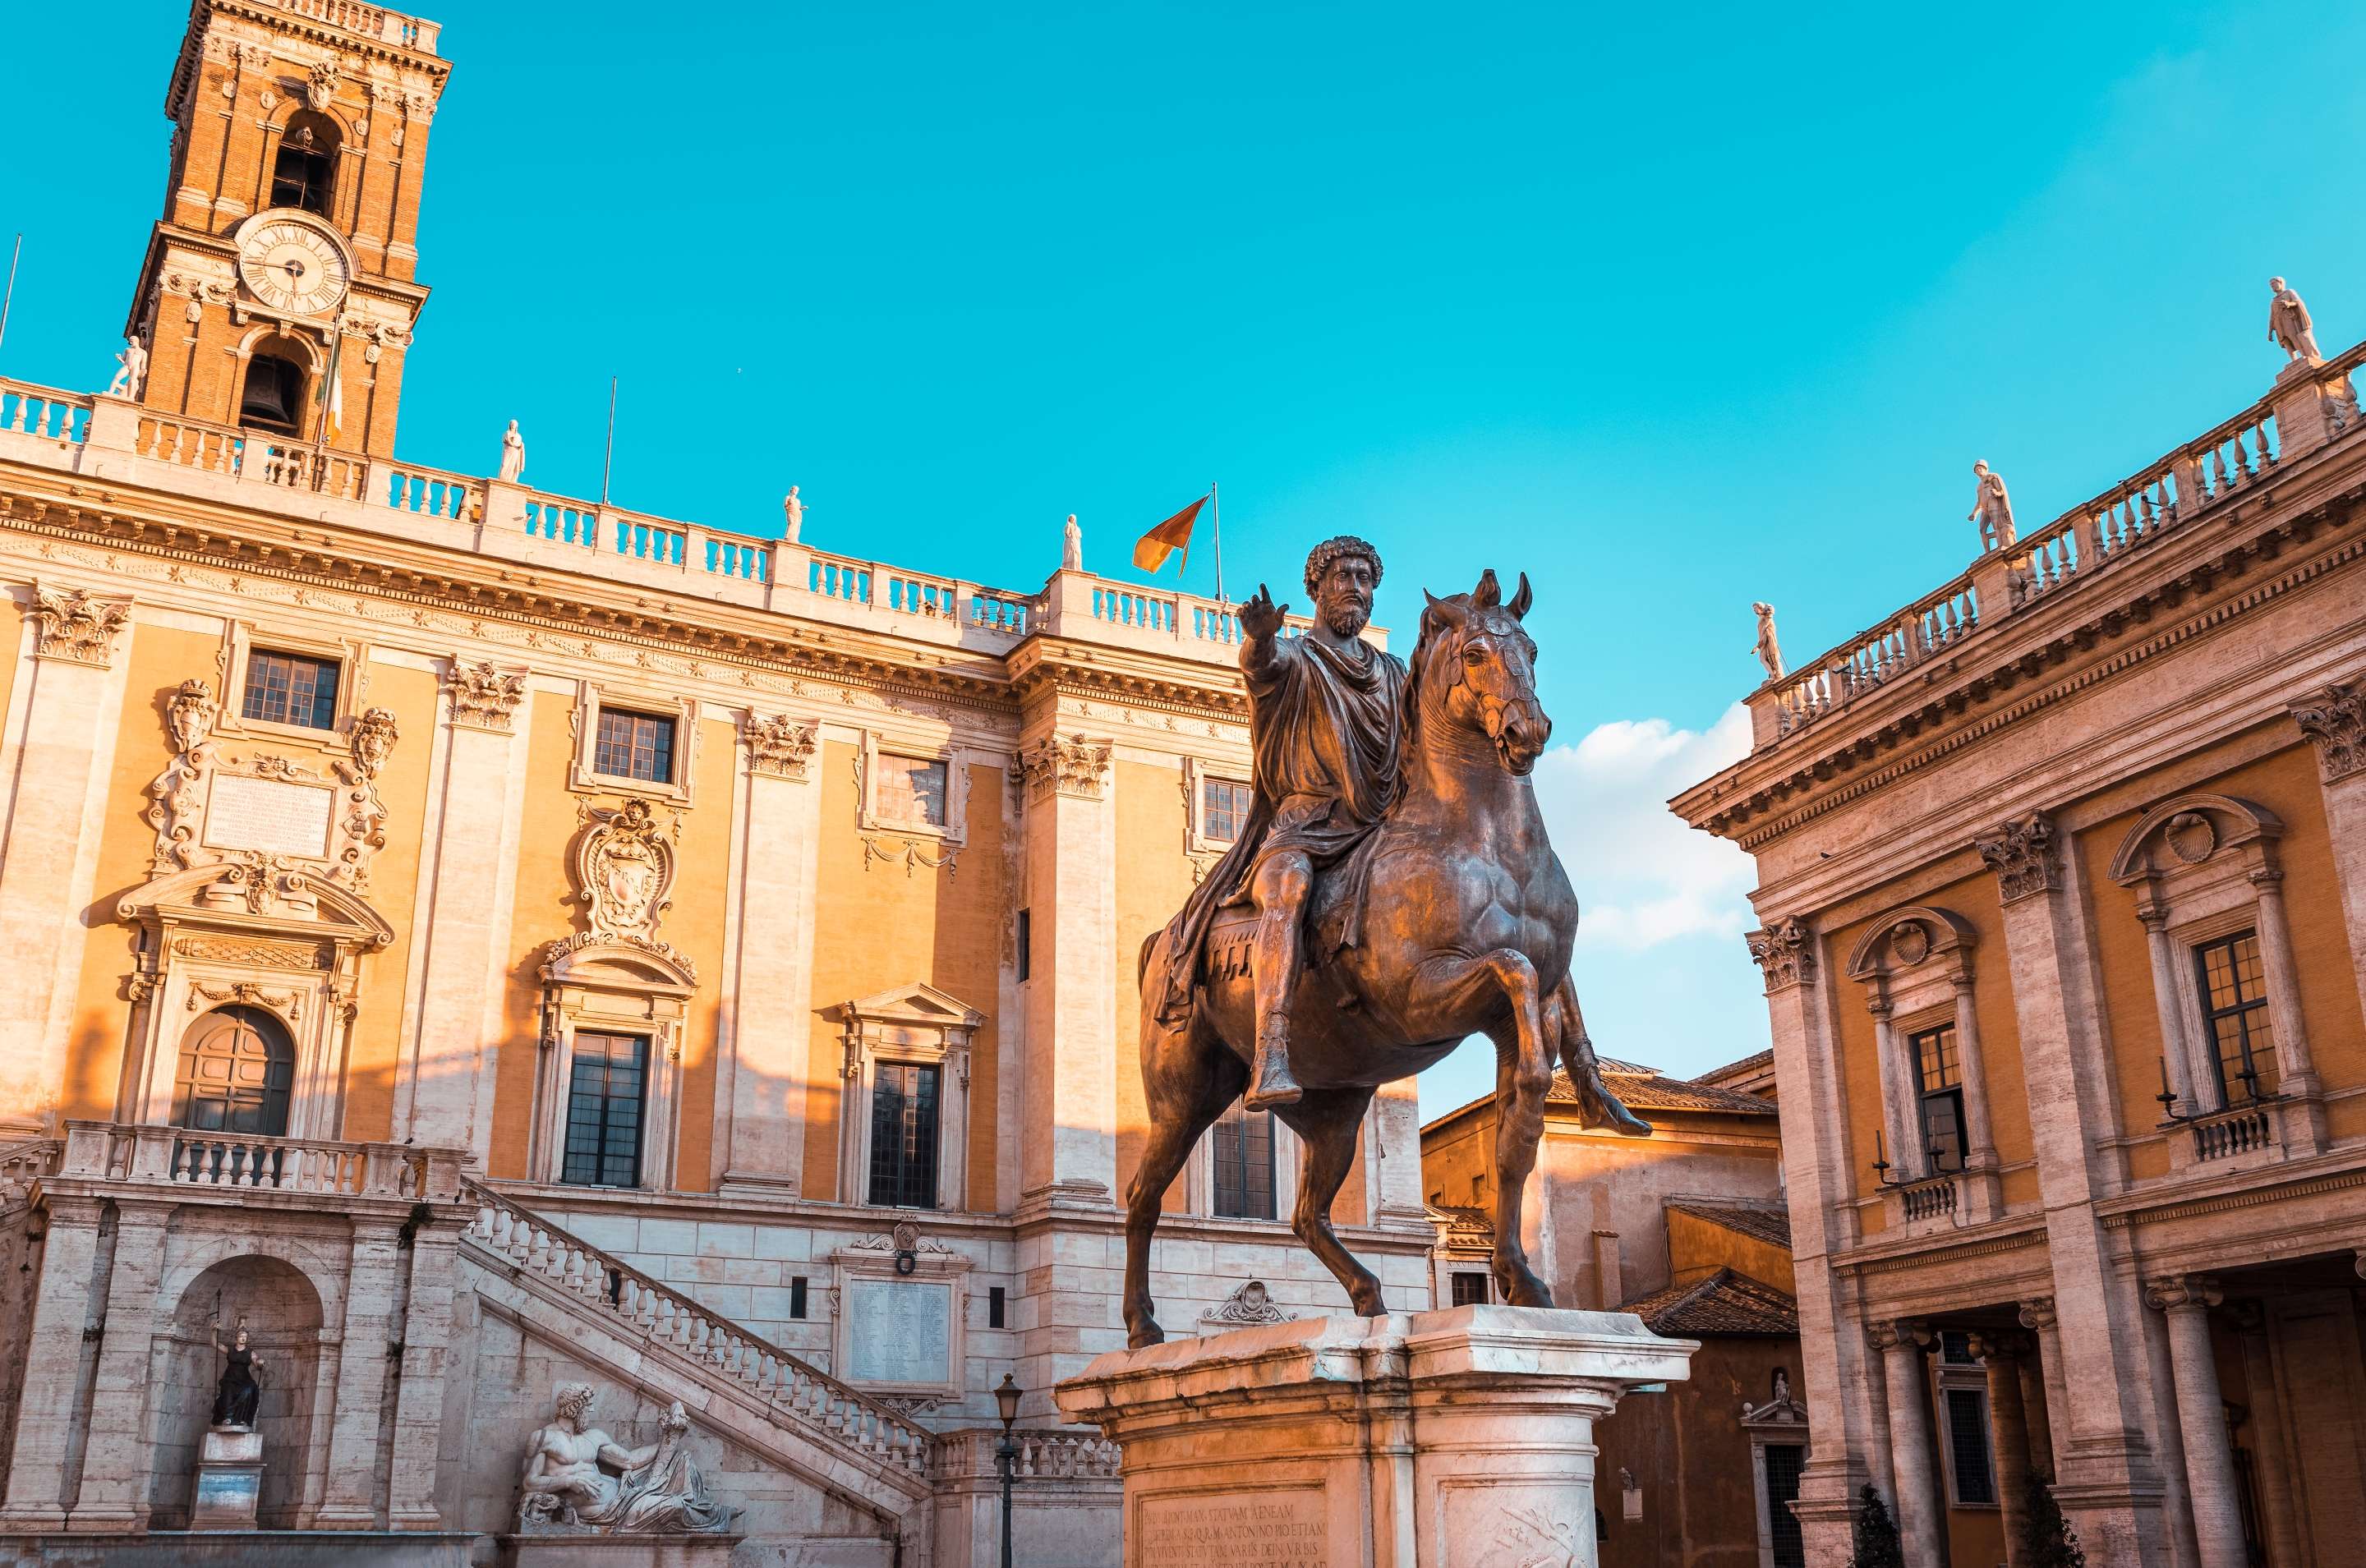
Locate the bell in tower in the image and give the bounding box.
[121,0,450,458]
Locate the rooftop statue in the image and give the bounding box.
[2269,276,2322,363]
[497,419,526,483]
[782,485,803,544]
[1752,601,1784,681]
[107,335,148,400]
[1969,459,2016,550]
[518,1384,739,1536]
[1126,541,1650,1348]
[1063,512,1083,571]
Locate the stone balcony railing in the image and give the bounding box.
[1753,343,2365,749]
[0,380,1333,672]
[267,0,441,53]
[52,1120,464,1203]
[933,1428,1122,1483]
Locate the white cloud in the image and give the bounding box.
[1529,703,1756,951]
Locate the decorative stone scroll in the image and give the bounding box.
[1199,1280,1296,1330]
[1019,732,1113,803]
[444,660,527,732]
[1977,814,2060,903]
[743,713,817,779]
[1745,919,1816,994]
[30,584,133,666]
[2293,679,2365,782]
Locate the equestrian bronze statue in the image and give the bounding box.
[1126,536,1650,1349]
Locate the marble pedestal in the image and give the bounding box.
[500,1534,741,1568]
[1054,1305,1696,1568]
[189,1426,265,1530]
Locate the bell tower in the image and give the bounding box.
[124,0,450,458]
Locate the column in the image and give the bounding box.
[1972,1331,2035,1565]
[2015,1297,2063,1479]
[0,588,133,1134]
[67,1202,172,1530]
[2245,868,2319,1102]
[2145,1276,2244,1568]
[1950,973,1998,1170]
[714,715,822,1198]
[1977,815,2176,1562]
[393,663,531,1162]
[2232,1303,2305,1568]
[2293,682,2366,1032]
[1871,1319,1943,1568]
[386,1227,459,1529]
[1744,918,1884,1564]
[313,1221,403,1527]
[0,1198,102,1529]
[2137,901,2209,1113]
[1867,995,1919,1178]
[1015,731,1117,1212]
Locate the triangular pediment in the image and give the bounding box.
[840,982,985,1032]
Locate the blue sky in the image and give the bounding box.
[6,1,2363,1118]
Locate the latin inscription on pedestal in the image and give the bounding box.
[1138,1489,1328,1568]
[845,1277,952,1385]
[203,773,335,858]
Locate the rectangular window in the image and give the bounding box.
[1945,1386,1996,1506]
[2195,931,2277,1105]
[560,1032,647,1189]
[875,754,948,827]
[1764,1443,1807,1568]
[867,1061,941,1209]
[1015,909,1032,982]
[593,708,676,784]
[1212,1100,1277,1221]
[1450,1271,1490,1307]
[1912,1023,1967,1173]
[242,649,340,730]
[1202,777,1252,844]
[788,1276,808,1319]
[988,1285,1006,1328]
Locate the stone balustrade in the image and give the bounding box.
[266,0,441,52]
[0,1139,61,1207]
[933,1428,1122,1481]
[53,1120,463,1201]
[1897,1171,1958,1224]
[1757,341,2364,747]
[0,378,1331,671]
[2184,1101,2276,1164]
[460,1179,933,1477]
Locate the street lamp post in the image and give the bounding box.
[994,1373,1022,1568]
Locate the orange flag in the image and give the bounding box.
[1133,494,1208,574]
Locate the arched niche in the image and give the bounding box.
[150,1253,329,1529]
[118,864,394,1143]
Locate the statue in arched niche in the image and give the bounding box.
[209,1314,265,1428]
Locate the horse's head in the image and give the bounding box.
[1415,568,1550,775]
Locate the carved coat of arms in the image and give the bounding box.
[576,798,678,941]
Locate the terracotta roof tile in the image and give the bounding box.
[1549,1065,1778,1118]
[1666,1200,1793,1252]
[1619,1267,1798,1337]
[1694,1049,1774,1086]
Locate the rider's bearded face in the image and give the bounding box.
[1315,556,1376,637]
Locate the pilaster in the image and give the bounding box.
[2292,680,2366,1037]
[67,1201,173,1531]
[393,662,532,1161]
[715,714,822,1198]
[386,1226,459,1529]
[0,587,135,1135]
[0,1198,102,1529]
[313,1220,404,1527]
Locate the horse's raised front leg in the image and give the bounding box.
[1554,973,1652,1137]
[1125,940,1249,1349]
[1402,948,1553,1306]
[1276,1085,1383,1316]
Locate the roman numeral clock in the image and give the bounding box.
[233,212,352,321]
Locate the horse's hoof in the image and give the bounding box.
[1127,1323,1167,1350]
[1497,1265,1553,1308]
[1349,1282,1388,1317]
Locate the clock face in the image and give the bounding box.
[237,214,350,318]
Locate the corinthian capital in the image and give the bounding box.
[30,584,133,667]
[1020,732,1113,803]
[444,660,527,733]
[1745,918,1816,994]
[743,713,817,779]
[1977,813,2061,903]
[2293,679,2366,783]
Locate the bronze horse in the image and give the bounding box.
[1124,568,1650,1349]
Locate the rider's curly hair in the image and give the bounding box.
[1303,536,1383,597]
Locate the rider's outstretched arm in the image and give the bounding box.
[1239,584,1291,684]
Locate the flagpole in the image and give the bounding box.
[312,326,343,462]
[1210,481,1225,605]
[0,234,21,363]
[601,376,618,505]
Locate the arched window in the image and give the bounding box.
[269,112,340,217]
[239,351,307,434]
[173,1005,296,1138]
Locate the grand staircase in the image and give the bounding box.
[458,1180,937,1547]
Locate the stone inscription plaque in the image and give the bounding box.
[204,773,335,858]
[845,1277,952,1385]
[1139,1488,1328,1568]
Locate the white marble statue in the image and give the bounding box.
[1968,460,2016,550]
[1062,513,1083,571]
[107,335,149,400]
[2269,277,2322,363]
[497,420,527,482]
[1751,601,1784,680]
[518,1383,738,1536]
[781,485,803,544]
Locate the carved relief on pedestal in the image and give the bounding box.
[1019,731,1113,803]
[1744,918,1816,994]
[444,660,527,732]
[30,585,134,666]
[2293,679,2365,782]
[743,712,817,779]
[1199,1280,1296,1331]
[1977,814,2061,903]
